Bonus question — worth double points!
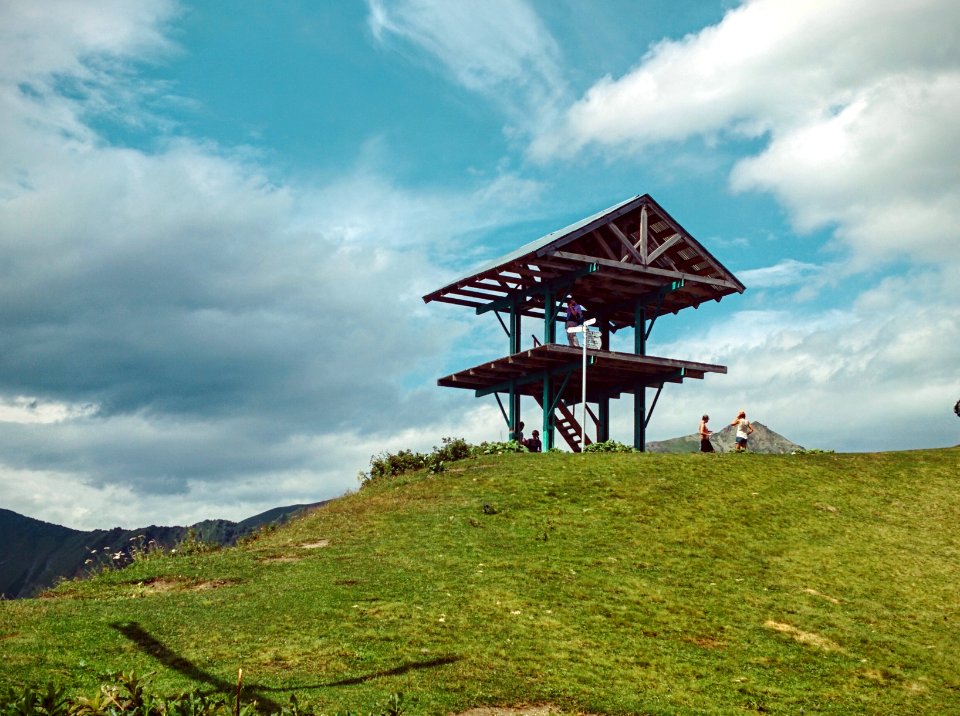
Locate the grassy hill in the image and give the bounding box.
[1,448,958,715]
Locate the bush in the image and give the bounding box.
[582,440,637,453]
[470,440,528,456]
[358,437,535,487]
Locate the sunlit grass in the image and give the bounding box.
[1,448,958,714]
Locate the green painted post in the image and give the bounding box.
[543,290,556,345]
[634,302,646,451]
[598,392,610,443]
[542,374,554,450]
[509,299,521,355]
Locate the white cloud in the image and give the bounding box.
[0,0,547,528]
[739,259,820,289]
[645,264,960,452]
[531,0,960,268]
[367,0,569,130]
[0,396,98,425]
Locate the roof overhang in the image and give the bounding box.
[423,194,745,328]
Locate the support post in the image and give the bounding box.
[509,299,521,355]
[634,302,647,450]
[543,290,556,345]
[509,380,521,443]
[598,392,610,443]
[599,312,611,351]
[634,384,646,451]
[542,374,554,450]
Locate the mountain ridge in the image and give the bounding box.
[647,420,804,454]
[0,502,327,599]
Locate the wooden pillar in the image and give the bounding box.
[509,300,521,440]
[542,374,554,451]
[634,303,647,451]
[543,290,557,345]
[598,391,610,443]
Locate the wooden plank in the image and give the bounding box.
[646,233,681,264]
[591,229,620,261]
[552,251,742,290]
[434,296,486,309]
[640,205,649,264]
[608,221,644,264]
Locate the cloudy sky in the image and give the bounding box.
[2,0,958,530]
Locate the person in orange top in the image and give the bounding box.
[698,415,714,453]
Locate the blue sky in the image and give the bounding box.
[1,0,958,530]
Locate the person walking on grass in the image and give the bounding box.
[731,410,754,452]
[699,415,715,453]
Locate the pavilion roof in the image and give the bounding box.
[423,194,744,328]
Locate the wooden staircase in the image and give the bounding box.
[529,335,597,452]
[535,396,593,453]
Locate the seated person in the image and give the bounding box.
[524,430,542,453]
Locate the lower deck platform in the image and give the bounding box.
[438,343,726,404]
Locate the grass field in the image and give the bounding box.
[1,448,958,715]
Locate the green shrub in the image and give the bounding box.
[470,440,527,456]
[582,440,637,453]
[357,437,539,487]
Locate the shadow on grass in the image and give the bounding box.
[111,621,285,712]
[111,621,460,707]
[326,655,461,686]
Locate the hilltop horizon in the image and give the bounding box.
[2,447,958,713]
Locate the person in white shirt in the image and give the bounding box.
[731,410,754,452]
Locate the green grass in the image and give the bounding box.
[2,448,959,715]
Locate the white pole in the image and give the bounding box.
[581,333,587,449]
[575,318,596,452]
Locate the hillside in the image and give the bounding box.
[0,502,326,599]
[1,448,958,715]
[646,421,804,454]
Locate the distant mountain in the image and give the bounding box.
[0,502,328,599]
[646,421,804,454]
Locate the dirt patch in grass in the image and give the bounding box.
[258,555,302,564]
[687,635,726,649]
[764,620,842,652]
[802,587,841,604]
[455,707,574,716]
[136,577,241,594]
[300,539,330,549]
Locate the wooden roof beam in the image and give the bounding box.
[646,233,682,265]
[553,251,742,290]
[477,262,598,315]
[608,221,644,264]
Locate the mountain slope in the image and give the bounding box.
[647,420,804,454]
[1,449,958,714]
[0,502,326,599]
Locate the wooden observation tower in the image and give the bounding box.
[423,194,745,451]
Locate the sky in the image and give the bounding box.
[1,0,958,531]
